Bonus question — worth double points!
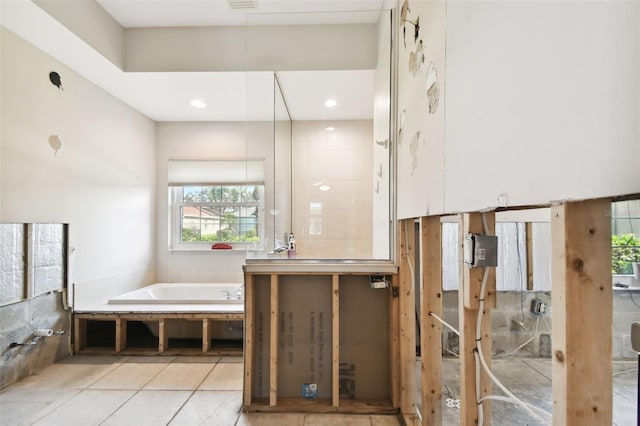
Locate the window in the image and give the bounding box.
[168,159,265,249]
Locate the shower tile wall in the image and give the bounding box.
[292,120,373,259]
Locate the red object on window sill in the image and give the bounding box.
[211,243,232,250]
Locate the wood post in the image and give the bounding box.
[526,222,534,291]
[159,319,168,352]
[459,212,495,426]
[115,318,126,353]
[390,273,401,409]
[203,319,211,352]
[399,219,417,415]
[419,216,443,425]
[551,199,612,425]
[332,274,340,407]
[244,273,254,407]
[269,274,279,406]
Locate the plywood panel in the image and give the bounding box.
[277,275,332,399]
[339,275,391,401]
[252,275,272,399]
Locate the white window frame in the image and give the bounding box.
[168,159,265,251]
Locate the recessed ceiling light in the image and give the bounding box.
[190,99,207,109]
[326,126,335,131]
[324,99,337,108]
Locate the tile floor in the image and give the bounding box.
[0,355,637,426]
[0,356,399,426]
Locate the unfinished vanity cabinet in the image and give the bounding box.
[243,264,399,414]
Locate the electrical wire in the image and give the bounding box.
[429,311,460,336]
[479,395,553,421]
[612,368,638,377]
[494,317,540,359]
[475,213,552,425]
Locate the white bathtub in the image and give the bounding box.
[108,283,244,305]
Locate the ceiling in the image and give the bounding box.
[1,0,390,122]
[97,0,387,28]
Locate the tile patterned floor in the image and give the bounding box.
[0,356,400,426]
[1,355,636,425]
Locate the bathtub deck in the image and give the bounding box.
[74,311,244,356]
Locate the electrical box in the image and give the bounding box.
[464,234,498,268]
[530,299,546,316]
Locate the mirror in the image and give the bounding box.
[245,9,392,261]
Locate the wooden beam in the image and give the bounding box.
[269,274,279,407]
[73,317,85,353]
[115,318,126,353]
[459,212,494,426]
[551,199,612,425]
[332,274,340,408]
[159,319,168,353]
[244,273,254,407]
[398,219,417,415]
[419,216,442,426]
[203,319,211,352]
[390,273,401,409]
[526,222,534,291]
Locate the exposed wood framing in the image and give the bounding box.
[332,274,340,408]
[269,274,279,406]
[459,212,495,426]
[73,316,86,353]
[159,319,168,353]
[243,269,398,414]
[399,219,417,415]
[526,222,534,290]
[419,216,443,426]
[390,273,401,409]
[551,199,612,425]
[462,213,496,310]
[203,319,211,352]
[244,273,255,407]
[115,318,126,353]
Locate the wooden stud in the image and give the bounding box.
[269,274,279,407]
[462,213,496,310]
[332,274,340,407]
[203,319,211,352]
[244,273,254,407]
[419,216,443,426]
[526,222,534,291]
[115,318,126,353]
[398,219,417,415]
[73,317,85,353]
[459,212,494,426]
[390,273,401,409]
[159,319,168,352]
[551,199,612,425]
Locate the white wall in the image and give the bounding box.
[155,121,275,283]
[126,24,378,72]
[0,28,156,308]
[397,1,640,218]
[396,0,446,218]
[292,120,373,259]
